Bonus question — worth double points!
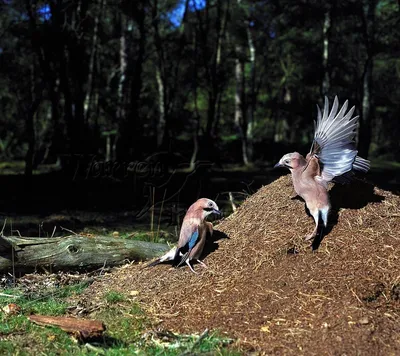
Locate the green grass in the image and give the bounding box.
[94,303,236,355]
[81,227,175,245]
[0,282,89,355]
[104,290,126,304]
[0,283,239,355]
[119,230,175,243]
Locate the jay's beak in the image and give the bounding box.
[274,162,283,168]
[213,209,222,216]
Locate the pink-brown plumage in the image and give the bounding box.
[146,198,220,273]
[275,96,370,244]
[175,198,220,273]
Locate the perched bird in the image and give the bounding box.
[146,198,220,273]
[275,96,370,241]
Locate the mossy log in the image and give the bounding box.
[0,235,170,272]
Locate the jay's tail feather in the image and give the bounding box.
[145,247,178,268]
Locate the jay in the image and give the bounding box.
[275,96,370,241]
[146,198,221,273]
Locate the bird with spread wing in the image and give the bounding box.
[275,96,370,242]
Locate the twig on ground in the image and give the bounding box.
[11,230,22,237]
[157,189,167,240]
[0,292,21,298]
[0,218,7,237]
[85,343,105,355]
[60,226,78,235]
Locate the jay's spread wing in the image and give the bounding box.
[310,96,370,183]
[175,222,200,267]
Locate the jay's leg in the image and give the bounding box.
[305,209,319,241]
[196,259,208,268]
[305,226,318,241]
[306,207,329,242]
[185,259,197,274]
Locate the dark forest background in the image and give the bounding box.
[0,0,399,222]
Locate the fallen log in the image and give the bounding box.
[28,315,105,340]
[0,235,170,272]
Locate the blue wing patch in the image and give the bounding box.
[188,229,199,250]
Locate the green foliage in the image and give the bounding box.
[1,0,399,165]
[104,290,126,304]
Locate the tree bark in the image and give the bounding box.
[195,0,228,151]
[152,0,167,148]
[358,0,377,158]
[84,0,103,125]
[0,235,169,272]
[28,315,105,340]
[24,65,39,181]
[165,0,190,146]
[116,14,127,126]
[116,3,146,161]
[234,44,249,166]
[321,4,332,95]
[155,60,166,147]
[190,31,201,170]
[246,19,255,163]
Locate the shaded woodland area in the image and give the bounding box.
[0,0,399,216]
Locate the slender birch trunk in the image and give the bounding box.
[84,0,103,125]
[321,6,331,95]
[234,44,249,166]
[246,18,255,163]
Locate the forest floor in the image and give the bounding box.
[0,162,399,354]
[74,175,399,355]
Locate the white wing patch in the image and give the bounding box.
[311,96,370,182]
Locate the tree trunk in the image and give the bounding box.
[155,67,166,148]
[68,1,89,155]
[152,0,168,148]
[24,65,37,181]
[234,45,249,166]
[246,20,255,163]
[0,235,169,272]
[321,5,332,95]
[84,0,103,125]
[208,0,227,139]
[190,31,201,169]
[25,65,43,182]
[116,14,127,126]
[105,134,111,161]
[116,5,146,161]
[165,0,190,146]
[358,0,376,158]
[195,0,228,151]
[360,56,373,158]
